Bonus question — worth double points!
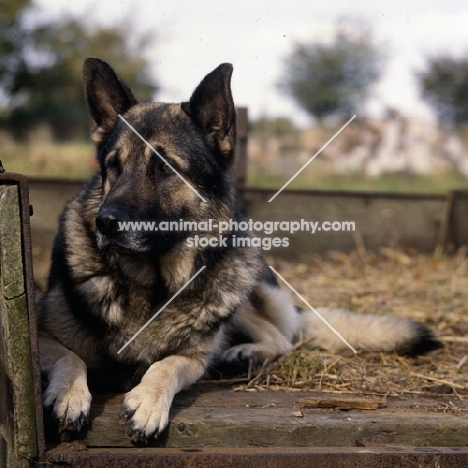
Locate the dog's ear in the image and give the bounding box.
[83,57,138,146]
[182,63,236,157]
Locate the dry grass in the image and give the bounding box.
[227,249,468,399]
[0,135,95,179]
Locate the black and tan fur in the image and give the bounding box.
[38,58,442,444]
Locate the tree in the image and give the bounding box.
[419,56,468,126]
[1,5,158,140]
[0,0,31,91]
[250,116,297,138]
[282,26,383,121]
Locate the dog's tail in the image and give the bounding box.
[298,306,442,356]
[255,283,442,357]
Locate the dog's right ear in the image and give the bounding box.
[83,57,138,146]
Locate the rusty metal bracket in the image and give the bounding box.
[45,446,468,468]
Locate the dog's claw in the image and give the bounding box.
[46,403,88,436]
[131,429,148,444]
[221,345,260,366]
[119,405,136,420]
[57,410,88,434]
[120,407,162,443]
[78,412,89,427]
[124,423,150,444]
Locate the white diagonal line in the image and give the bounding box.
[118,114,207,203]
[268,266,357,354]
[268,115,356,203]
[117,265,206,354]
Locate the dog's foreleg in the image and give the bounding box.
[119,354,205,443]
[222,303,293,364]
[221,285,298,365]
[39,332,92,433]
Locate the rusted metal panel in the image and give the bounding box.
[27,178,84,257]
[45,446,468,468]
[28,179,448,279]
[450,190,468,249]
[242,189,446,258]
[0,169,45,466]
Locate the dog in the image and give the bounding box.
[37,57,442,444]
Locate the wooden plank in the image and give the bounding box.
[296,395,386,410]
[0,183,37,466]
[55,385,468,449]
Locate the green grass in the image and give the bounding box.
[247,160,468,194]
[2,140,468,193]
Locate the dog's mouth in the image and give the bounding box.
[94,205,194,255]
[94,208,149,254]
[101,242,134,255]
[95,230,131,253]
[95,226,185,255]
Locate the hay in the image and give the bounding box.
[229,249,468,399]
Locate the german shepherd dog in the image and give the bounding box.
[38,58,442,444]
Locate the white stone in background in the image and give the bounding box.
[249,111,468,178]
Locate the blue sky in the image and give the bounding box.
[33,0,468,126]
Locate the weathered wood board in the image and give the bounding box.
[45,385,468,450]
[0,183,38,467]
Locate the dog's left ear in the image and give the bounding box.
[182,63,236,157]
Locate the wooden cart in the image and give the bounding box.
[1,170,468,467]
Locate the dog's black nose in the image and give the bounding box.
[96,207,128,237]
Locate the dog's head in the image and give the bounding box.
[83,58,237,254]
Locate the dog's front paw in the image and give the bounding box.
[221,343,262,365]
[119,382,171,444]
[222,341,292,366]
[43,377,92,434]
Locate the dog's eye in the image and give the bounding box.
[160,163,173,173]
[149,150,175,176]
[107,156,122,177]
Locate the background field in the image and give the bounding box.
[2,137,468,194]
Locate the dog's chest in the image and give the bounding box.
[101,285,198,361]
